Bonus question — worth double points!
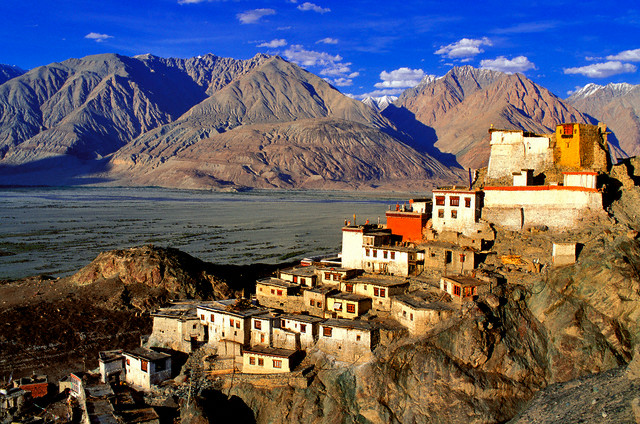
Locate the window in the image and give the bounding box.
[410,313,414,321]
[451,210,457,219]
[300,324,306,332]
[323,327,332,337]
[141,360,148,373]
[249,357,255,365]
[281,319,286,327]
[271,289,275,294]
[277,290,283,296]
[454,285,461,296]
[438,209,444,218]
[333,302,342,311]
[254,320,262,330]
[229,319,234,327]
[450,196,459,206]
[273,360,282,369]
[346,303,356,313]
[261,334,265,343]
[383,251,388,259]
[200,314,205,321]
[356,335,361,341]
[310,299,315,307]
[235,320,240,329]
[403,310,407,317]
[372,250,377,258]
[435,196,445,206]
[325,272,331,280]
[563,124,573,136]
[443,282,448,291]
[380,289,386,298]
[373,287,379,296]
[365,248,370,257]
[293,276,298,283]
[460,254,466,262]
[300,278,305,285]
[345,284,353,293]
[126,358,130,366]
[258,358,264,366]
[465,197,471,208]
[390,251,395,260]
[317,301,322,308]
[210,315,214,323]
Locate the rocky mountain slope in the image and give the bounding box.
[106,56,458,190]
[0,53,459,190]
[567,82,640,157]
[0,64,25,84]
[0,53,268,165]
[385,66,592,168]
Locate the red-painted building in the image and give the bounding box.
[385,199,431,243]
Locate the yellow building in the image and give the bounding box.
[554,123,610,170]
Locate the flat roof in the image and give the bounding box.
[321,319,377,331]
[305,286,341,295]
[329,292,371,302]
[393,295,455,311]
[123,347,170,362]
[317,266,357,273]
[419,240,477,252]
[99,350,123,363]
[256,277,300,289]
[442,275,488,287]
[348,274,410,287]
[198,300,267,318]
[368,244,422,253]
[280,266,317,277]
[243,346,298,358]
[279,313,325,324]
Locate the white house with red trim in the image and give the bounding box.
[431,187,483,236]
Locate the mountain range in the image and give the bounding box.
[0,53,638,189]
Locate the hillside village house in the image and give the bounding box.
[147,302,207,353]
[391,295,455,335]
[242,346,301,374]
[326,292,372,319]
[278,314,324,349]
[440,275,490,303]
[279,266,317,287]
[431,188,483,236]
[250,312,278,347]
[123,347,171,390]
[422,241,478,274]
[255,277,302,310]
[303,286,339,317]
[317,266,360,286]
[340,274,409,312]
[197,300,267,358]
[317,319,380,363]
[99,350,126,384]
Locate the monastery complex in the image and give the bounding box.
[10,122,615,422]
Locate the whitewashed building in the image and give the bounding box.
[98,350,125,384]
[340,275,409,312]
[279,266,317,287]
[431,187,483,236]
[242,346,301,374]
[123,347,171,390]
[317,319,379,363]
[278,314,324,349]
[391,295,455,335]
[486,129,554,179]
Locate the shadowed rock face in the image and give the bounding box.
[386,66,591,169]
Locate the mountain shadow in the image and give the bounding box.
[382,104,462,169]
[0,155,112,187]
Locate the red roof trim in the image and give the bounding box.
[484,186,599,193]
[562,171,598,176]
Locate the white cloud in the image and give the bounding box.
[237,8,276,24]
[258,39,287,48]
[317,37,338,44]
[606,48,640,62]
[374,67,425,89]
[329,77,353,87]
[435,37,492,59]
[85,32,113,43]
[480,56,536,73]
[585,56,602,62]
[284,44,342,67]
[564,61,637,78]
[297,2,330,13]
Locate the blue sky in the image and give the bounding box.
[1,0,639,99]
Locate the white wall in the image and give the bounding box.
[341,229,364,269]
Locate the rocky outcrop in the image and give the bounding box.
[70,245,233,301]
